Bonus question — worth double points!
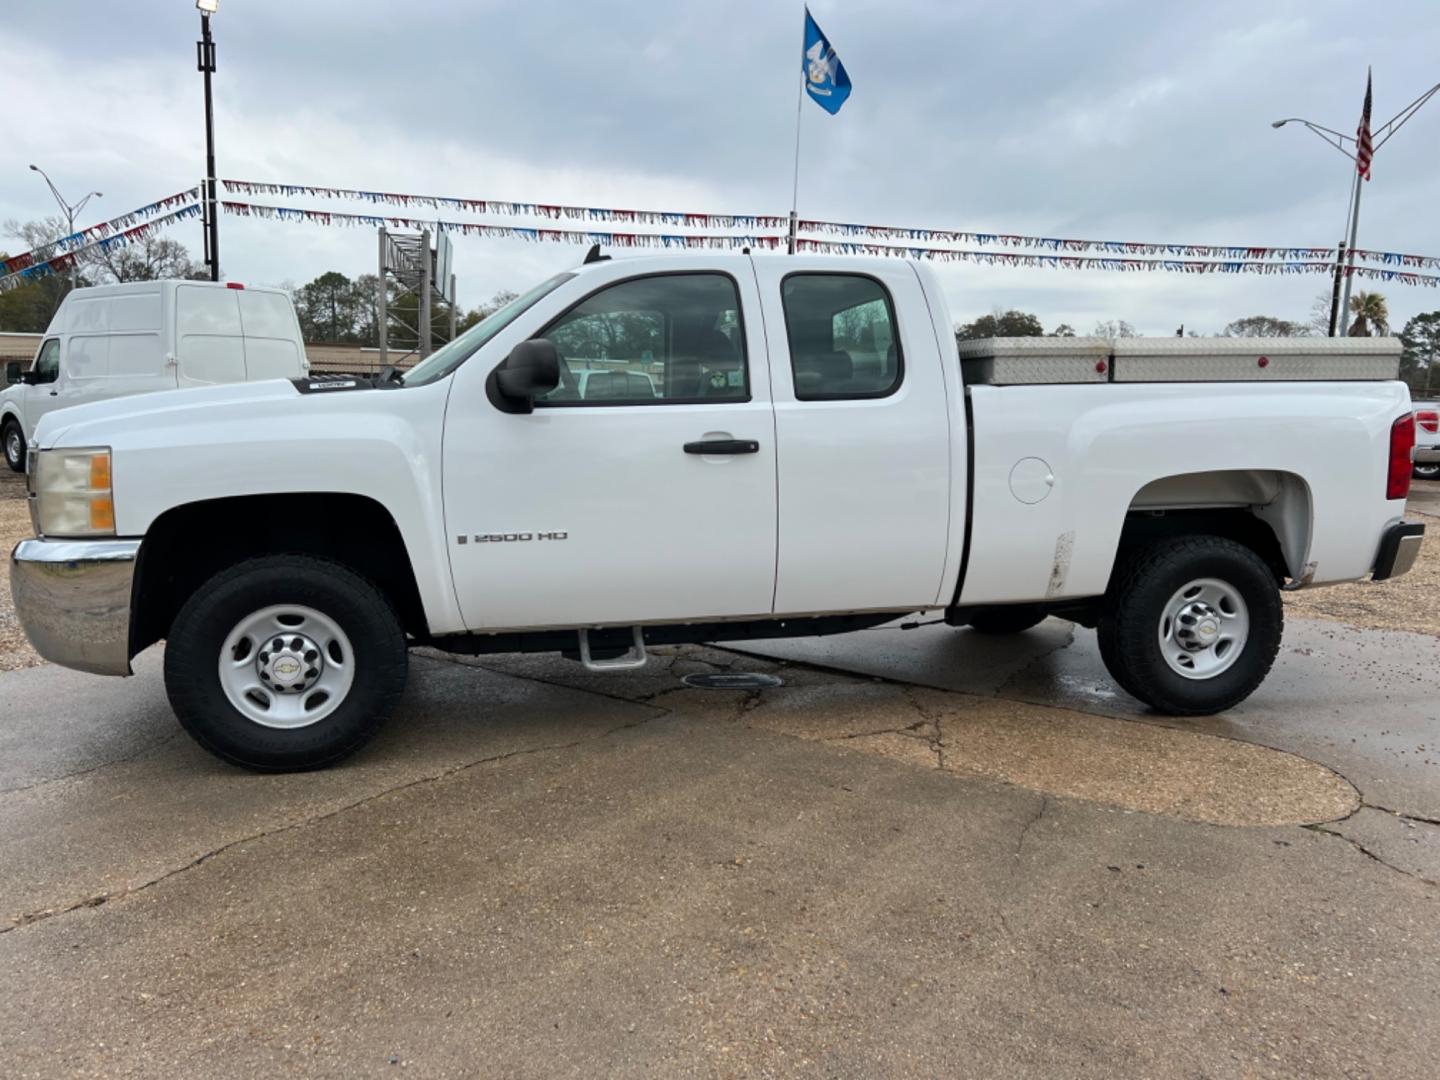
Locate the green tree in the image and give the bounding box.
[1399,311,1440,393]
[1346,290,1389,337]
[1050,323,1077,337]
[955,309,1044,341]
[1220,315,1311,338]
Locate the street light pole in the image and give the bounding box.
[196,0,220,282]
[1273,77,1440,336]
[27,164,102,290]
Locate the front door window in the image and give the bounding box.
[33,339,60,385]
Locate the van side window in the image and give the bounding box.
[781,274,903,400]
[535,273,747,406]
[32,339,60,385]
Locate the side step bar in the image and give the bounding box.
[576,627,648,672]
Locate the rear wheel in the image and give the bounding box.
[3,419,25,473]
[164,555,408,771]
[962,605,1048,635]
[1415,461,1440,481]
[1097,536,1282,716]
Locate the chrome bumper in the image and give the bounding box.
[10,538,141,676]
[1372,521,1425,582]
[1415,445,1440,464]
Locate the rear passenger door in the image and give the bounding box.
[752,259,954,614]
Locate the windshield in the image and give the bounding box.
[402,272,575,387]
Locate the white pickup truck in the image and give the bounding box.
[10,253,1426,771]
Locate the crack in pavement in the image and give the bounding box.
[1302,824,1439,889]
[997,793,1050,936]
[1363,803,1440,828]
[1,714,663,937]
[0,732,183,797]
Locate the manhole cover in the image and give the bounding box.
[681,673,785,690]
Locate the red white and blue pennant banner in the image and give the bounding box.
[219,201,1440,285]
[1,188,201,277]
[0,204,204,293]
[221,179,786,231]
[797,238,1440,285]
[221,200,784,250]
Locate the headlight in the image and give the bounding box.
[33,447,115,537]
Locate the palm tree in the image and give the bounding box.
[1347,290,1390,337]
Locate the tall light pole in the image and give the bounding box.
[196,0,220,281]
[1274,76,1440,336]
[27,164,102,290]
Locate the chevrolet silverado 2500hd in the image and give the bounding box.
[10,254,1427,770]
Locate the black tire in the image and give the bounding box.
[164,554,408,771]
[3,419,25,473]
[963,605,1048,635]
[1414,462,1440,481]
[1097,536,1282,716]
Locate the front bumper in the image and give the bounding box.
[1415,445,1440,464]
[10,538,141,675]
[1372,521,1425,582]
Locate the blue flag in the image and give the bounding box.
[802,8,851,115]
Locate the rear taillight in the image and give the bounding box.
[1418,409,1439,434]
[1388,412,1415,500]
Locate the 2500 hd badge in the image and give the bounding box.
[457,531,569,544]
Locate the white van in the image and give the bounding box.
[3,280,308,471]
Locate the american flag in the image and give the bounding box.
[1356,71,1374,181]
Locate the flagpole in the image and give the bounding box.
[1339,67,1372,334]
[789,8,806,255]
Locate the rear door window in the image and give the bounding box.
[781,274,903,400]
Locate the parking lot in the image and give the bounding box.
[2,478,1438,1077]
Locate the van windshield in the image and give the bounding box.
[402,273,575,387]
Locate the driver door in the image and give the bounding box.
[442,263,778,631]
[22,338,63,435]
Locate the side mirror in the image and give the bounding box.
[487,339,560,414]
[4,362,20,386]
[19,369,39,387]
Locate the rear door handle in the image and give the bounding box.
[683,439,759,455]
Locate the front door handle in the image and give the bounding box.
[683,439,759,455]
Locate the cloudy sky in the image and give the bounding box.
[3,0,1438,335]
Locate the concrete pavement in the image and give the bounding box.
[1,621,1437,1077]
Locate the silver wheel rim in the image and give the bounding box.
[218,604,355,729]
[5,429,19,465]
[1157,577,1249,680]
[1417,464,1440,477]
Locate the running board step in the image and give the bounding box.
[576,627,648,671]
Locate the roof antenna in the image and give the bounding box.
[583,243,611,264]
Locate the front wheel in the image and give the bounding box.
[1097,536,1282,716]
[1415,461,1440,481]
[164,555,408,771]
[3,419,25,473]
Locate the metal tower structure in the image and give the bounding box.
[376,227,457,367]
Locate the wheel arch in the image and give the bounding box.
[131,492,429,657]
[1119,468,1313,584]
